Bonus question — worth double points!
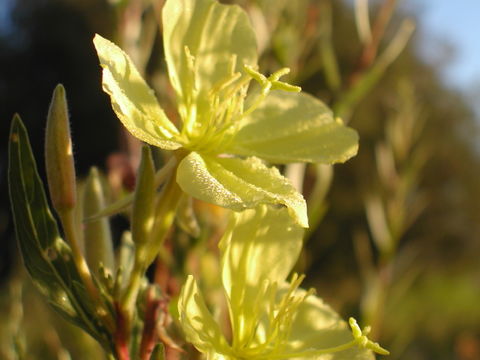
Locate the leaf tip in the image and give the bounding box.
[10,114,25,143]
[10,132,19,143]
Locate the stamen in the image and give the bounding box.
[241,64,301,118]
[269,67,291,81]
[348,318,390,355]
[244,64,269,87]
[231,284,389,360]
[239,275,312,357]
[182,61,301,153]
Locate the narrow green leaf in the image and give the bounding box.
[84,193,132,223]
[8,115,112,349]
[84,157,177,223]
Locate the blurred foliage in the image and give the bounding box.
[1,0,480,359]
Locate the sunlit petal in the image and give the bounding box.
[162,0,257,109]
[228,91,358,164]
[219,205,304,344]
[176,152,308,227]
[93,34,181,149]
[178,275,231,357]
[280,287,374,360]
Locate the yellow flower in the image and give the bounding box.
[93,0,358,227]
[178,205,388,359]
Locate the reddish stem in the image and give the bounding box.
[139,288,163,360]
[114,302,131,360]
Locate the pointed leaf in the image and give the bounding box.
[228,91,359,164]
[84,191,132,223]
[93,34,181,149]
[162,0,257,106]
[8,116,111,349]
[176,152,308,227]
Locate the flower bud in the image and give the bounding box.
[45,84,76,212]
[132,146,156,247]
[83,167,115,276]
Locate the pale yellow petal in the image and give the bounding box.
[228,91,358,164]
[176,152,308,227]
[93,34,181,149]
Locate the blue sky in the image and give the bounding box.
[345,0,480,91]
[406,0,480,90]
[0,0,13,34]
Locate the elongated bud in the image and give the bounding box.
[115,231,135,296]
[45,84,76,212]
[83,167,115,276]
[132,146,156,247]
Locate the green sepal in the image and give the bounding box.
[8,115,112,350]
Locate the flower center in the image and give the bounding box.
[177,49,247,154]
[185,72,249,154]
[178,47,301,155]
[230,274,314,359]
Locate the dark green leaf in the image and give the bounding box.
[8,115,112,350]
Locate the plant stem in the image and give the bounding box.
[139,288,162,360]
[117,167,183,356]
[59,208,115,332]
[114,302,131,360]
[121,173,182,312]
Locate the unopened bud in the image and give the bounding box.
[45,84,76,212]
[115,231,135,295]
[132,146,156,247]
[83,167,115,276]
